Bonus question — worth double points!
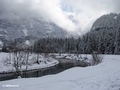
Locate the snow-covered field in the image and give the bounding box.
[0,53,59,73]
[0,55,120,90]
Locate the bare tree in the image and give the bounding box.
[12,51,25,76]
[4,42,32,77]
[91,51,104,65]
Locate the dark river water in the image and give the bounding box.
[0,58,88,81]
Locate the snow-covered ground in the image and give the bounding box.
[0,53,59,73]
[0,55,120,90]
[54,53,92,63]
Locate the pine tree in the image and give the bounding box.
[114,27,120,54]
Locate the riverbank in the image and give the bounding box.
[0,55,120,90]
[0,52,59,73]
[0,56,88,81]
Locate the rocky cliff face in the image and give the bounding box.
[0,16,72,42]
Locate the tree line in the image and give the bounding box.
[33,27,120,54]
[1,27,120,54]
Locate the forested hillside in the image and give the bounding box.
[1,13,120,54]
[33,13,120,54]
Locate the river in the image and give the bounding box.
[0,58,88,81]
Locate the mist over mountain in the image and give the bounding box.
[0,16,61,40]
[0,0,81,43]
[0,13,79,43]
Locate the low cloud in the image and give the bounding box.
[0,0,119,34]
[61,0,120,33]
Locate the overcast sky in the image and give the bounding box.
[0,0,119,34]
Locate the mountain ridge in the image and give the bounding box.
[0,14,78,43]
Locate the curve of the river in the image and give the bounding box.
[0,58,88,81]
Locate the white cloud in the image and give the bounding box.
[0,0,119,34]
[36,0,77,32]
[59,0,120,34]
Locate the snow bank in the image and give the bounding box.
[0,53,59,73]
[54,54,93,63]
[0,55,120,90]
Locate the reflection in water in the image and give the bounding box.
[0,59,88,81]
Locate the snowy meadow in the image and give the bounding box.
[0,53,120,90]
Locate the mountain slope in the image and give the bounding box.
[91,13,120,31]
[0,16,68,42]
[78,13,120,54]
